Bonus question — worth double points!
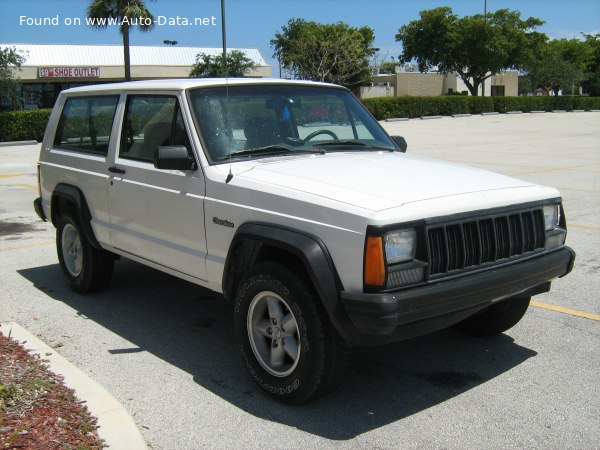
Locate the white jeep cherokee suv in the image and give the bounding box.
[34,79,575,403]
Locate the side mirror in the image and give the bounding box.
[391,135,408,153]
[154,146,196,171]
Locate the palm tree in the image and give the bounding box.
[87,0,155,81]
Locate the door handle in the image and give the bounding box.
[108,166,126,174]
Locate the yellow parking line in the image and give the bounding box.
[531,300,600,322]
[0,173,27,179]
[17,183,38,191]
[0,241,54,252]
[569,223,600,231]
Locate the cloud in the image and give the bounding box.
[546,29,600,40]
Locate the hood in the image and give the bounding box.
[234,151,536,211]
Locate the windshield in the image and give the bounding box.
[188,84,395,163]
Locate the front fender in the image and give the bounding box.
[224,222,365,344]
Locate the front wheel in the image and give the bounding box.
[233,261,349,403]
[453,296,531,336]
[56,210,114,294]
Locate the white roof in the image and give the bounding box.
[0,43,267,66]
[62,78,339,93]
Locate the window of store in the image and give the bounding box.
[491,85,506,96]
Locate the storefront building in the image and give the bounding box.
[1,43,272,109]
[363,70,518,98]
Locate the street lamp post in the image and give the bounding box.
[481,0,487,97]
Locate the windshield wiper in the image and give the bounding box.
[229,145,325,158]
[313,139,395,151]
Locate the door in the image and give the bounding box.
[108,93,208,280]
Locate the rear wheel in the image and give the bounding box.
[453,296,531,336]
[233,261,349,403]
[56,210,114,294]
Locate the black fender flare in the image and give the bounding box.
[51,183,102,250]
[223,222,359,344]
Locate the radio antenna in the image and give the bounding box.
[222,0,233,183]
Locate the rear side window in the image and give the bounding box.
[120,95,191,163]
[53,96,119,155]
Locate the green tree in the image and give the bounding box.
[395,7,545,96]
[271,19,376,88]
[0,47,26,110]
[379,61,398,75]
[518,76,533,96]
[87,0,155,81]
[551,38,594,71]
[526,39,588,95]
[189,50,256,78]
[581,33,600,96]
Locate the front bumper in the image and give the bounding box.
[340,246,575,345]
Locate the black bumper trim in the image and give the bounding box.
[340,246,575,340]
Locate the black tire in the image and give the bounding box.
[56,209,114,294]
[453,296,531,336]
[233,261,349,404]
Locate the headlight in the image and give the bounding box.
[385,229,416,264]
[365,227,425,291]
[543,204,560,230]
[543,204,566,250]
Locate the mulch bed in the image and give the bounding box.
[0,332,105,449]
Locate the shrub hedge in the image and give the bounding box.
[0,109,52,142]
[1,96,599,142]
[361,96,600,120]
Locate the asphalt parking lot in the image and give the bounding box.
[1,112,599,449]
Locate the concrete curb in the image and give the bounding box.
[377,110,600,122]
[384,117,409,122]
[0,321,148,450]
[0,140,38,147]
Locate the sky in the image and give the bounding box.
[1,0,599,74]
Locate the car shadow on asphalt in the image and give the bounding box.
[18,259,537,441]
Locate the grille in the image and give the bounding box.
[427,209,545,277]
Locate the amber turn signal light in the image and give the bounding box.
[364,236,385,287]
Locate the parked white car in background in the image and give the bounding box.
[34,78,575,403]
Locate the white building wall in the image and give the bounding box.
[359,85,394,98]
[455,75,491,96]
[3,43,272,81]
